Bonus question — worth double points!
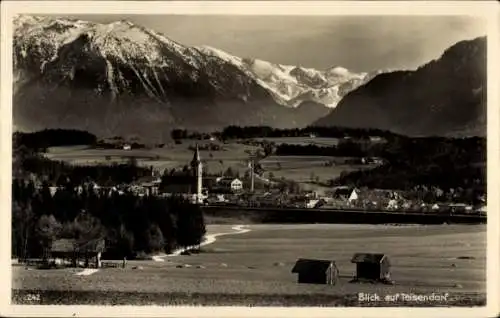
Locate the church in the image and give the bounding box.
[160,145,205,204]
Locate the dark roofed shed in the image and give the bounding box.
[351,253,391,281]
[291,258,339,285]
[50,238,106,268]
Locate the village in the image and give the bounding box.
[34,145,487,217]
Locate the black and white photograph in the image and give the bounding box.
[1,1,499,317]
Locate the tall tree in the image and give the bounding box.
[176,202,206,250]
[35,214,61,260]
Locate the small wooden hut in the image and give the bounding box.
[50,238,105,268]
[351,253,391,282]
[291,258,339,285]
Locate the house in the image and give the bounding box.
[348,188,404,209]
[348,189,359,203]
[332,186,354,200]
[304,191,319,199]
[87,182,101,193]
[75,185,84,195]
[135,175,162,196]
[291,258,339,285]
[50,238,106,268]
[351,253,392,283]
[216,178,243,193]
[386,199,399,210]
[448,203,473,213]
[306,199,320,209]
[402,201,412,210]
[478,204,487,214]
[49,186,59,197]
[207,194,227,203]
[431,203,440,211]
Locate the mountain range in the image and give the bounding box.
[13,15,486,140]
[13,15,380,141]
[314,36,487,137]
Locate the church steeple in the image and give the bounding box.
[191,143,201,167]
[190,144,203,204]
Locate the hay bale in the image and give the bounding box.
[273,262,285,267]
[196,265,206,269]
[132,266,144,270]
[220,263,228,267]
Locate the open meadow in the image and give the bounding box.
[12,223,486,306]
[44,142,261,174]
[44,138,376,184]
[259,155,371,183]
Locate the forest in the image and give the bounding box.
[12,129,206,260]
[13,129,98,151]
[330,136,486,201]
[12,180,206,260]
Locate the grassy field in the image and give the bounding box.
[12,224,486,306]
[259,155,372,183]
[44,142,261,175]
[44,138,375,185]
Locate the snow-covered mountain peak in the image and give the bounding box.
[14,14,381,110]
[196,45,239,60]
[193,45,377,108]
[327,66,350,75]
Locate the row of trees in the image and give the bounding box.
[275,136,485,161]
[171,129,214,141]
[219,125,398,140]
[12,180,206,260]
[13,146,153,187]
[13,129,97,151]
[275,141,377,158]
[170,126,398,141]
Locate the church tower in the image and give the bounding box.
[190,144,203,204]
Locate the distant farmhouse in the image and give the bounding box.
[215,177,243,193]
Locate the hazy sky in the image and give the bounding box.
[58,15,486,72]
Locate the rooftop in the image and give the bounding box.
[291,258,335,273]
[50,238,106,253]
[351,253,389,264]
